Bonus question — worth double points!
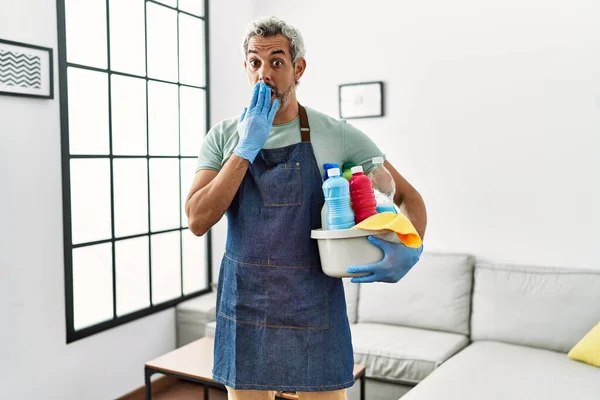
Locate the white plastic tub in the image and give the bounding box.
[311,228,399,278]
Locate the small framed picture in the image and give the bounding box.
[339,81,384,119]
[0,39,53,99]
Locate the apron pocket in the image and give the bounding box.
[218,255,269,324]
[219,254,329,330]
[262,162,302,207]
[266,265,328,329]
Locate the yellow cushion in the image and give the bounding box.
[352,211,422,248]
[568,322,600,367]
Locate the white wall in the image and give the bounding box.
[246,0,600,269]
[207,1,262,277]
[0,0,251,399]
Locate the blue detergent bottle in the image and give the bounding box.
[322,168,355,230]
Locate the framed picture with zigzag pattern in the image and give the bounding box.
[0,39,53,99]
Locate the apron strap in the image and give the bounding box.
[298,103,311,142]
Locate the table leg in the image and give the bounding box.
[360,375,365,400]
[144,367,153,400]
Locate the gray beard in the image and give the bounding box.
[270,84,294,110]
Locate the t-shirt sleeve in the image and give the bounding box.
[342,120,385,173]
[195,125,223,172]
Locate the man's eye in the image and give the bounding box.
[272,60,283,67]
[250,60,260,67]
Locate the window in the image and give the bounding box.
[56,0,211,343]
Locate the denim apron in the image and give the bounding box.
[212,104,355,392]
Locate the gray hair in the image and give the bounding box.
[242,17,306,63]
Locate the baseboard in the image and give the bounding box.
[118,375,179,400]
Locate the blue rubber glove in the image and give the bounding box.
[234,82,279,163]
[347,236,423,283]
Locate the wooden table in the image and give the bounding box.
[145,337,366,400]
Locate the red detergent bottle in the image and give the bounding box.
[349,165,378,224]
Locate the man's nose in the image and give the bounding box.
[258,65,272,82]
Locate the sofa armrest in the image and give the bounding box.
[175,291,217,347]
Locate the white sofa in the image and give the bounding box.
[175,252,600,399]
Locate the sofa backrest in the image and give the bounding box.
[471,263,600,353]
[357,252,475,335]
[343,278,359,324]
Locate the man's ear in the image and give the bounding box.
[294,57,306,82]
[243,59,247,70]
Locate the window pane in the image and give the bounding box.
[109,0,146,76]
[116,237,150,316]
[113,159,149,237]
[111,75,147,155]
[182,229,207,294]
[148,81,179,155]
[179,0,204,17]
[153,0,176,7]
[151,231,181,304]
[73,243,113,330]
[180,87,206,156]
[179,14,205,87]
[65,0,107,68]
[149,158,180,231]
[68,68,109,155]
[180,158,197,228]
[147,2,178,82]
[70,159,112,244]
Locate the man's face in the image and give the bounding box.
[244,34,302,110]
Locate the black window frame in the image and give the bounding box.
[56,0,212,343]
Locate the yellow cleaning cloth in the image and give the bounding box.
[352,212,422,248]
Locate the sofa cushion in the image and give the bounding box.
[401,341,600,400]
[357,252,474,335]
[471,263,600,353]
[568,322,600,367]
[351,323,469,384]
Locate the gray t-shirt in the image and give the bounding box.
[196,106,385,178]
